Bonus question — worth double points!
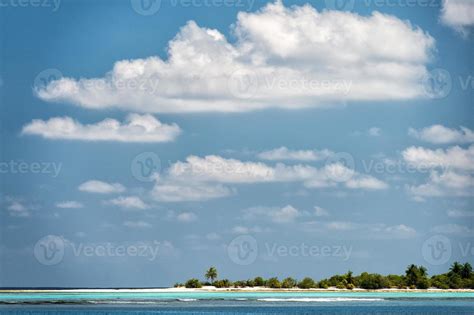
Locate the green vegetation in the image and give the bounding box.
[179,262,474,290]
[297,277,316,289]
[205,267,218,283]
[185,278,202,288]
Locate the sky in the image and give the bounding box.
[0,0,473,288]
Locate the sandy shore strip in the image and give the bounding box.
[1,286,473,293]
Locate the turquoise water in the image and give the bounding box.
[1,291,473,314]
[1,291,474,302]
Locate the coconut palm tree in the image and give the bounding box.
[461,263,472,279]
[450,262,463,275]
[205,267,218,283]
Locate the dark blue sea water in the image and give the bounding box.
[1,291,473,314]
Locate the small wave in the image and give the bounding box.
[177,298,198,302]
[257,298,384,302]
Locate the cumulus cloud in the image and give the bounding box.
[56,201,84,209]
[431,223,474,237]
[368,127,381,137]
[104,196,149,209]
[22,114,180,143]
[36,1,434,113]
[176,212,198,222]
[403,144,473,198]
[242,205,300,223]
[440,0,474,35]
[402,145,474,171]
[123,221,152,228]
[314,206,329,217]
[7,201,30,217]
[303,221,416,239]
[231,225,270,234]
[78,180,125,194]
[345,175,388,190]
[407,170,474,197]
[409,125,474,144]
[150,155,387,202]
[151,182,233,202]
[447,209,474,217]
[165,155,386,188]
[257,147,334,161]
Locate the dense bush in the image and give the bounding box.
[297,277,316,289]
[266,277,282,288]
[185,278,202,288]
[281,277,297,288]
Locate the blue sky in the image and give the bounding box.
[0,0,473,287]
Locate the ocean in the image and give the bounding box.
[1,291,473,314]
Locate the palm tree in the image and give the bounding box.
[418,266,427,277]
[346,270,354,285]
[405,264,419,286]
[461,263,472,279]
[450,262,463,275]
[205,267,218,283]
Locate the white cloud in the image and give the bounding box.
[303,221,416,239]
[314,206,329,217]
[36,2,434,113]
[22,114,180,143]
[231,225,270,234]
[151,154,387,202]
[407,170,474,197]
[104,196,149,209]
[431,223,474,237]
[245,205,301,223]
[123,221,152,228]
[409,125,474,144]
[151,182,233,202]
[168,155,276,183]
[326,221,356,231]
[447,209,474,217]
[402,145,474,171]
[205,232,221,240]
[163,155,387,188]
[78,180,125,194]
[176,212,198,222]
[7,201,30,217]
[56,201,84,209]
[440,0,474,35]
[403,145,474,198]
[368,127,381,137]
[257,147,333,161]
[345,175,388,190]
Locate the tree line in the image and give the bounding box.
[176,262,474,290]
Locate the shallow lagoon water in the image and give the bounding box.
[1,291,473,314]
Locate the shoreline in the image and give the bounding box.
[1,287,474,293]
